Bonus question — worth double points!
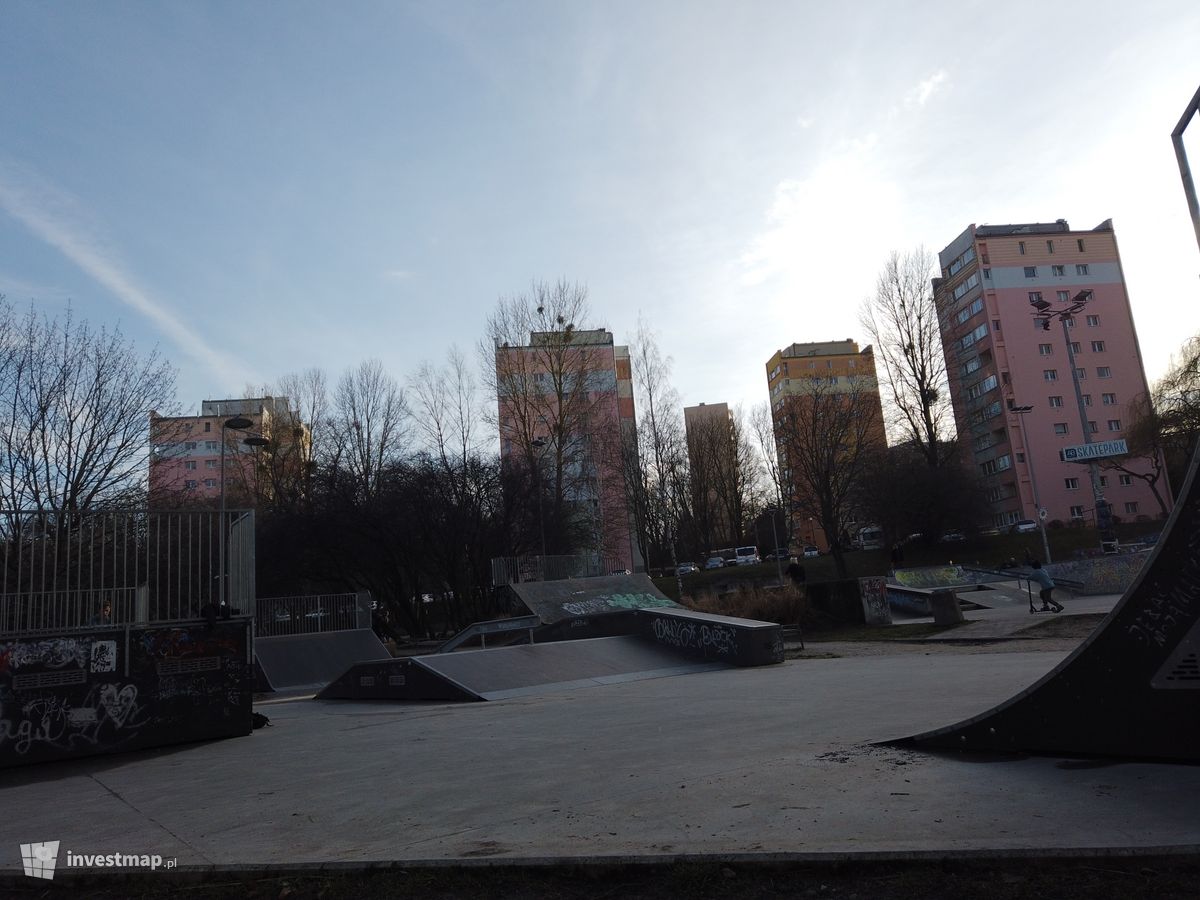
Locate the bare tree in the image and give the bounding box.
[627,318,687,574]
[329,359,409,501]
[483,280,624,558]
[861,249,955,467]
[773,375,886,577]
[750,401,785,518]
[0,300,178,513]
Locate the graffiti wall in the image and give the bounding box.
[1047,552,1150,595]
[0,620,252,768]
[858,577,892,626]
[637,608,783,666]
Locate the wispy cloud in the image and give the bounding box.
[384,268,414,281]
[905,69,948,108]
[0,159,240,379]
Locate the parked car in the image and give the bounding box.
[764,547,791,561]
[803,545,820,558]
[734,546,761,566]
[676,562,699,575]
[940,531,966,543]
[705,556,726,570]
[1012,519,1039,534]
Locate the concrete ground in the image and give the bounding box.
[3,596,1199,874]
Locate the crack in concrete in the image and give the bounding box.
[88,774,215,865]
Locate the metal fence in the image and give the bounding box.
[0,508,255,637]
[490,553,627,586]
[255,592,371,637]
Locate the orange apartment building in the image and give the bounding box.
[764,340,887,550]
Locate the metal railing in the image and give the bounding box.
[0,508,255,637]
[255,592,371,637]
[490,553,627,586]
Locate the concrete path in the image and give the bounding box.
[904,587,1122,641]
[3,641,1199,872]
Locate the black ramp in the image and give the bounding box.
[509,573,680,624]
[897,446,1200,762]
[255,629,390,691]
[417,635,725,700]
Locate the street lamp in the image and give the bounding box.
[1008,403,1052,564]
[1030,289,1115,549]
[530,437,549,562]
[219,415,254,610]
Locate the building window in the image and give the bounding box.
[1083,394,1092,406]
[993,319,1001,332]
[185,480,198,490]
[205,441,218,451]
[1076,264,1089,275]
[1065,316,1075,327]
[1091,340,1105,352]
[1120,474,1133,486]
[1108,419,1122,431]
[1057,290,1069,301]
[983,268,991,280]
[1054,423,1069,435]
[206,459,218,468]
[1038,343,1053,356]
[1070,505,1085,518]
[204,422,212,432]
[184,442,197,451]
[1044,369,1058,381]
[1089,421,1099,433]
[1047,240,1054,253]
[204,478,217,488]
[1102,393,1116,405]
[1070,342,1081,354]
[1077,239,1086,252]
[1029,291,1043,305]
[1125,502,1139,515]
[1065,477,1079,489]
[1098,367,1111,378]
[1049,395,1063,407]
[1019,241,1026,255]
[1087,315,1100,327]
[185,461,197,471]
[1016,452,1025,463]
[1076,368,1087,380]
[1024,266,1037,278]
[1052,265,1065,276]
[1099,476,1109,487]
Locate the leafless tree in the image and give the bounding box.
[750,401,785,517]
[773,374,886,577]
[861,249,955,467]
[627,318,688,574]
[0,299,178,513]
[329,359,409,501]
[482,280,624,558]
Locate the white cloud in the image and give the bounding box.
[905,69,948,108]
[0,159,241,379]
[384,268,414,281]
[796,115,816,129]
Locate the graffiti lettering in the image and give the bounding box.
[0,638,88,674]
[650,618,737,656]
[562,593,675,616]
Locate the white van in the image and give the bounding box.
[734,545,761,566]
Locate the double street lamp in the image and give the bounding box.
[218,416,269,611]
[1029,289,1115,549]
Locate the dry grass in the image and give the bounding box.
[688,583,819,627]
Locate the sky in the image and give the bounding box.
[2,1,1199,434]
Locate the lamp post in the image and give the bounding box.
[218,416,254,610]
[1030,289,1114,549]
[1009,404,1052,564]
[530,437,549,564]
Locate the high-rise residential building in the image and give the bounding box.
[935,219,1169,530]
[150,397,309,507]
[683,402,739,549]
[495,328,641,572]
[764,340,886,549]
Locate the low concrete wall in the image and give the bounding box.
[1,619,253,768]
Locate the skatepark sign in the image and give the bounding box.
[1059,439,1127,462]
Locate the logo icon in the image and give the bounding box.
[20,841,60,879]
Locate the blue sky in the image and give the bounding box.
[2,1,1198,428]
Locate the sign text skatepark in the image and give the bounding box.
[1059,439,1127,462]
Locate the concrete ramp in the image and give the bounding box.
[898,445,1200,762]
[318,635,724,702]
[255,628,390,692]
[509,573,680,624]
